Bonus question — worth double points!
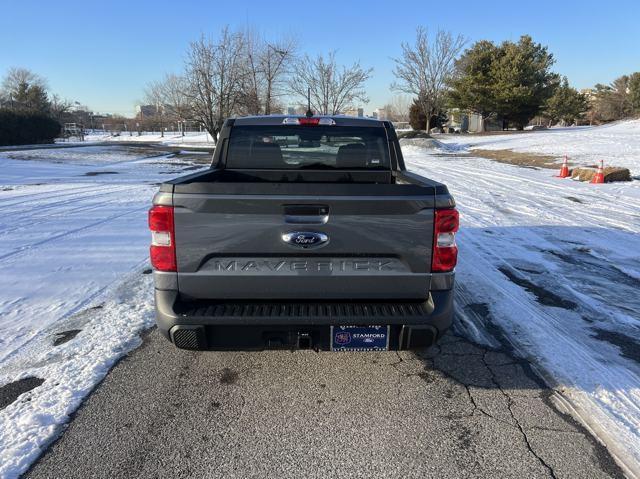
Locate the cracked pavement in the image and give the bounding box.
[26,330,624,479]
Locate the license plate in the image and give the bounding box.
[330,325,390,351]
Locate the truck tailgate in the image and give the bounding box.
[172,185,436,300]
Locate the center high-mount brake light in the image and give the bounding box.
[282,117,336,126]
[148,205,177,272]
[432,208,459,273]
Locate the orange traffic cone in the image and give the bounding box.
[556,155,570,178]
[591,160,605,184]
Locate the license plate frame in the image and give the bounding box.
[330,325,390,351]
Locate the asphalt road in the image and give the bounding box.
[26,330,624,479]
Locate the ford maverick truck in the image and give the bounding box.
[149,115,458,351]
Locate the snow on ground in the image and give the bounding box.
[73,131,215,148]
[3,145,168,166]
[404,137,640,475]
[437,119,640,174]
[0,146,207,478]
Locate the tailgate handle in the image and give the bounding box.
[284,204,329,224]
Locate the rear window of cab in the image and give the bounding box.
[226,125,390,170]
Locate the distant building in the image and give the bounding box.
[375,108,387,121]
[341,107,365,117]
[446,108,502,133]
[135,104,162,118]
[287,106,296,115]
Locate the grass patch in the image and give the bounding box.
[471,149,632,182]
[471,149,559,169]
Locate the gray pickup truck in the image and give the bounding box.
[149,115,458,351]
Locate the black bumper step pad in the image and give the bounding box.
[175,300,432,320]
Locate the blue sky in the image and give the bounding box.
[1,0,638,116]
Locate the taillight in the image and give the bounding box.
[432,208,459,272]
[148,205,176,272]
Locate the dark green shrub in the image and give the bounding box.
[409,101,427,130]
[408,100,448,132]
[0,109,61,146]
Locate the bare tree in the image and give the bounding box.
[260,36,296,115]
[392,28,466,131]
[160,74,191,135]
[1,67,47,97]
[144,80,167,137]
[144,74,192,135]
[50,94,73,122]
[289,51,372,115]
[390,95,411,122]
[1,67,49,110]
[382,95,411,122]
[241,31,297,115]
[241,28,265,115]
[184,27,247,142]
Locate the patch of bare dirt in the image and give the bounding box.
[467,130,539,137]
[470,149,632,182]
[470,149,559,169]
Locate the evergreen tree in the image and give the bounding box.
[491,36,558,129]
[25,84,50,113]
[12,81,30,109]
[6,79,50,113]
[448,40,499,130]
[449,35,558,130]
[544,77,588,125]
[629,72,640,114]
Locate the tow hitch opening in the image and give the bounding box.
[297,332,313,350]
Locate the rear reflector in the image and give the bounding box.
[432,209,459,272]
[148,205,176,272]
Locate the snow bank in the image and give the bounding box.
[399,137,457,151]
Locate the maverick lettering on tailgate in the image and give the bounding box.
[209,259,401,273]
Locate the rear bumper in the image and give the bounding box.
[154,286,454,350]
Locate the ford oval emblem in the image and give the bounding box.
[282,231,329,248]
